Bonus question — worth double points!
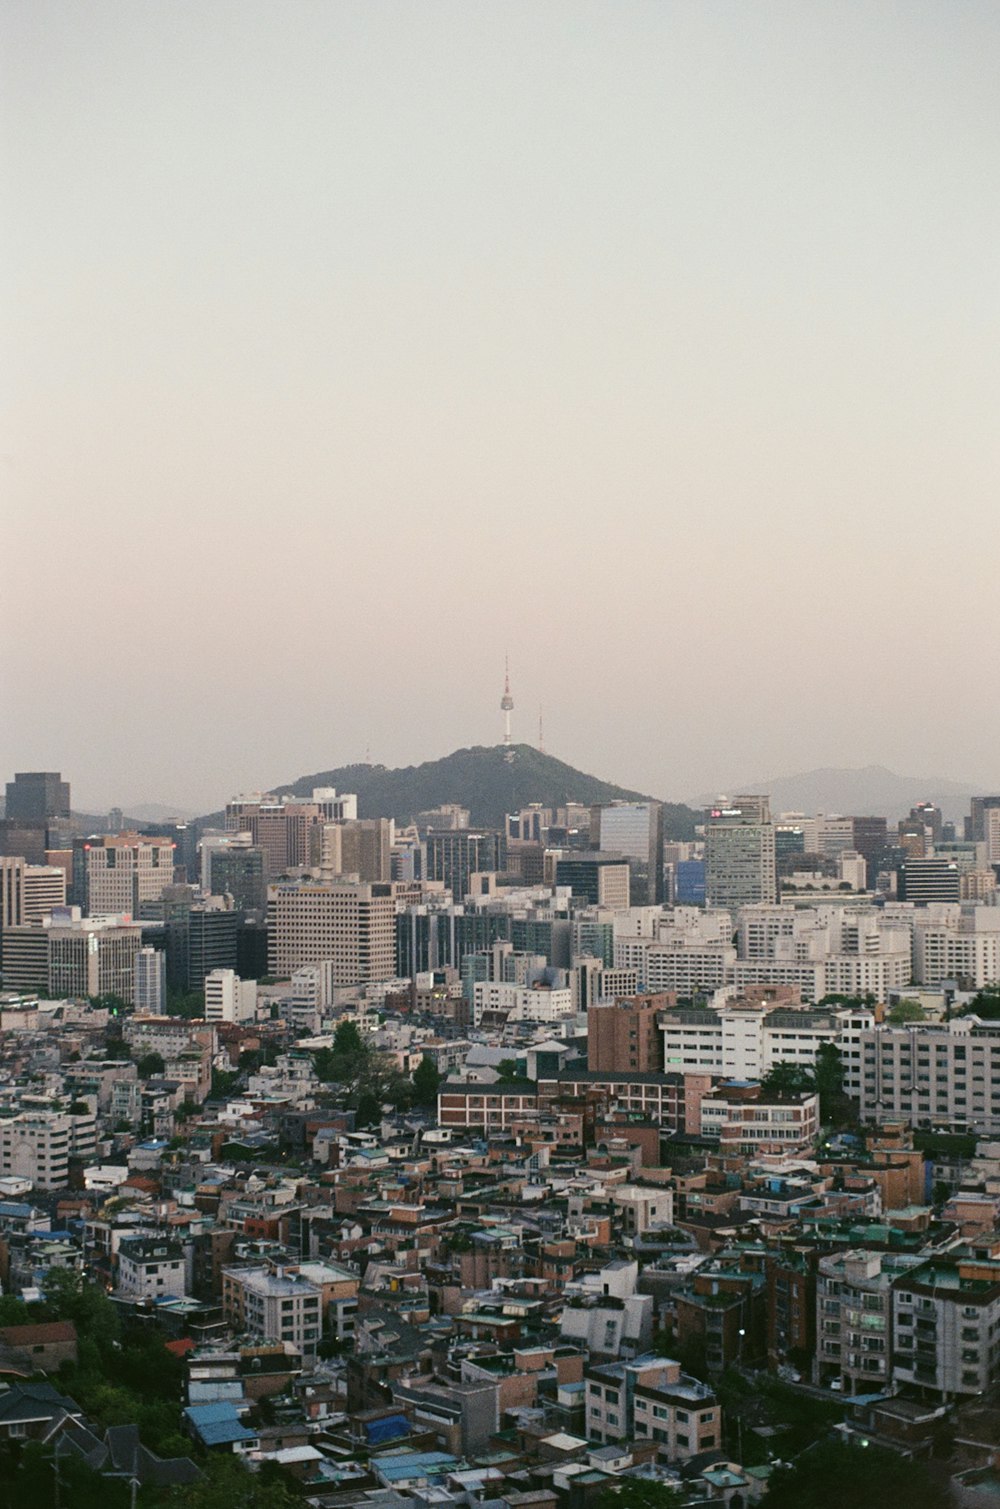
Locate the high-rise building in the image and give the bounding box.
[425,831,506,899]
[850,816,889,887]
[897,858,961,905]
[204,967,258,1023]
[267,879,396,983]
[225,789,357,878]
[5,772,70,825]
[201,834,266,911]
[23,865,67,923]
[554,852,631,909]
[590,802,664,904]
[73,833,175,917]
[587,993,671,1073]
[322,819,393,884]
[188,903,239,989]
[910,802,944,845]
[704,797,777,910]
[0,821,47,865]
[134,946,167,1014]
[969,796,1000,845]
[2,909,142,1001]
[0,857,26,970]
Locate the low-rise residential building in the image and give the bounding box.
[585,1355,721,1461]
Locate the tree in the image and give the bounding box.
[595,1479,685,1509]
[355,1090,381,1129]
[762,1438,948,1509]
[0,1296,31,1326]
[888,998,925,1024]
[412,1056,442,1106]
[496,1058,521,1082]
[962,986,1000,1020]
[760,1062,814,1097]
[137,1051,165,1079]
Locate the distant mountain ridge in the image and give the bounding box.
[203,744,701,838]
[696,763,985,821]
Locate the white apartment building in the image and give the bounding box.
[267,879,396,982]
[734,904,911,1003]
[893,1257,1000,1397]
[585,1356,721,1462]
[615,910,736,996]
[660,1001,874,1094]
[117,1235,187,1301]
[0,1108,98,1191]
[473,979,574,1025]
[859,1016,1000,1132]
[204,968,258,1023]
[134,946,167,1015]
[912,905,1000,989]
[222,1266,323,1356]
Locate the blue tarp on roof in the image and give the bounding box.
[366,1414,410,1445]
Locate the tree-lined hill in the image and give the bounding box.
[203,744,701,839]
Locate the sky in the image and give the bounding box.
[3,1,999,815]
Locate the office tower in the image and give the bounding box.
[507,806,553,842]
[2,909,142,1001]
[675,860,706,905]
[204,967,257,1023]
[415,805,470,833]
[267,879,396,983]
[851,817,889,885]
[72,833,175,916]
[0,821,47,864]
[390,826,424,882]
[704,797,777,909]
[0,857,25,969]
[23,865,67,922]
[896,858,961,905]
[969,796,1000,844]
[554,852,631,909]
[425,830,506,899]
[5,772,70,824]
[588,993,671,1073]
[107,807,124,835]
[590,801,664,904]
[775,822,806,869]
[188,902,239,989]
[322,819,393,884]
[202,834,266,911]
[225,789,357,878]
[134,946,167,1014]
[910,802,943,845]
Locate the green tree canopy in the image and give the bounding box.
[595,1479,685,1509]
[887,998,926,1024]
[412,1055,442,1106]
[762,1438,948,1509]
[137,1051,166,1079]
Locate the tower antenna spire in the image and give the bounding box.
[538,704,545,753]
[500,655,514,747]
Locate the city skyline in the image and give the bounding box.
[4,1,1000,808]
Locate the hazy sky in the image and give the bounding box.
[3,1,999,814]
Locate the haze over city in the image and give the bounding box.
[4,1,999,809]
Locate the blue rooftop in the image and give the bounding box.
[184,1403,257,1447]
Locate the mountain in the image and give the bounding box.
[204,744,701,838]
[695,764,983,822]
